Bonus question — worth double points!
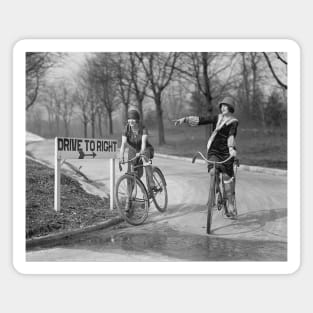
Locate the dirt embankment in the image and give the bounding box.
[26,158,119,239]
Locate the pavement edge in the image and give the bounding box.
[26,216,123,249]
[155,153,287,176]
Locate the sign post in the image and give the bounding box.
[110,158,115,211]
[54,137,118,212]
[54,137,61,212]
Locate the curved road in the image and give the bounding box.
[26,139,287,261]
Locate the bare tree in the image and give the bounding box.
[128,53,149,119]
[135,52,179,145]
[112,53,133,123]
[87,54,119,135]
[241,52,251,115]
[73,69,93,138]
[26,52,63,110]
[39,87,58,137]
[48,82,75,137]
[263,52,287,90]
[60,86,75,137]
[111,52,149,121]
[174,52,237,137]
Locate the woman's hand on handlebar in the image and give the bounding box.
[229,147,237,158]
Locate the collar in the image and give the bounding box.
[217,114,238,127]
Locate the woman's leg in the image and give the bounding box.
[144,147,155,189]
[222,172,236,216]
[127,148,137,198]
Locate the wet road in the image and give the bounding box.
[26,139,287,261]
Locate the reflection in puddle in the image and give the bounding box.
[50,224,286,261]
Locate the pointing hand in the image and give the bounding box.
[173,117,186,126]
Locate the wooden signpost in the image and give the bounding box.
[54,137,118,212]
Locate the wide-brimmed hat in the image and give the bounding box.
[219,97,235,113]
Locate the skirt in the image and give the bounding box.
[206,152,234,177]
[127,146,154,178]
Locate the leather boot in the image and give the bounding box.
[146,166,156,189]
[224,178,236,217]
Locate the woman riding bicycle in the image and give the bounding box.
[174,96,238,217]
[119,107,156,191]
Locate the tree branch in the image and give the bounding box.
[263,52,287,90]
[275,52,287,65]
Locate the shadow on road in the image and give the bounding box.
[211,207,287,237]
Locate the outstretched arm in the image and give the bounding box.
[174,115,216,127]
[173,116,199,126]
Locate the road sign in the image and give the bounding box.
[56,137,118,159]
[54,137,118,212]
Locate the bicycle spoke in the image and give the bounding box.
[115,175,149,225]
[151,168,168,212]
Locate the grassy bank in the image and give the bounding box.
[110,126,287,169]
[26,158,118,239]
[151,127,287,169]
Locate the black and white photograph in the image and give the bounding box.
[14,39,299,273]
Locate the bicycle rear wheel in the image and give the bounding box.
[115,174,149,225]
[207,170,216,234]
[151,167,168,212]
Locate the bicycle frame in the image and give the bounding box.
[192,151,238,233]
[117,154,168,215]
[119,155,154,199]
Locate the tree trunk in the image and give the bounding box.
[155,94,165,145]
[47,111,53,137]
[98,112,102,137]
[201,52,213,141]
[91,113,95,138]
[55,115,60,137]
[83,119,88,138]
[136,95,144,121]
[251,54,265,128]
[108,112,113,135]
[64,119,69,137]
[103,115,108,135]
[204,96,213,141]
[124,103,129,124]
[241,52,251,116]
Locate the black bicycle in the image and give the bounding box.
[192,152,239,234]
[114,155,168,225]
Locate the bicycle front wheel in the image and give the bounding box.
[207,170,216,234]
[115,174,149,225]
[151,167,168,212]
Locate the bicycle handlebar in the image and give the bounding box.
[192,152,234,165]
[119,154,152,171]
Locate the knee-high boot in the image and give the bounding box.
[224,177,236,216]
[146,166,156,189]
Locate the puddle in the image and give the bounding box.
[33,223,287,261]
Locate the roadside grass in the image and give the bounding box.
[26,158,118,239]
[113,126,287,169]
[42,124,286,169]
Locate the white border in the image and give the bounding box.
[13,39,300,274]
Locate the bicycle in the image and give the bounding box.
[114,154,168,225]
[192,152,239,234]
